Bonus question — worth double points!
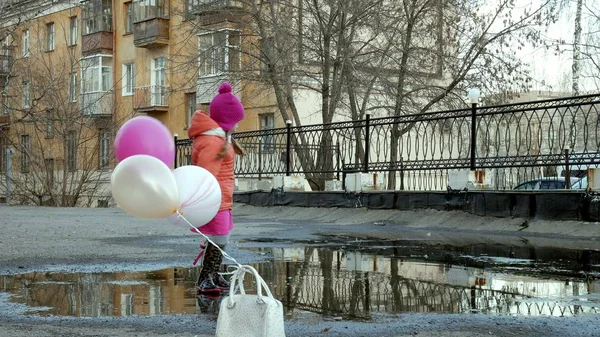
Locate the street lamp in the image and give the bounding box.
[468,88,480,170]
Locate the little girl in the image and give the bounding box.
[187,82,244,295]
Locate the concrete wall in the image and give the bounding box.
[234,190,600,222]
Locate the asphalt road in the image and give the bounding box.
[0,204,599,337]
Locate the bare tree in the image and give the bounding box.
[175,0,560,190]
[0,6,131,206]
[540,0,600,93]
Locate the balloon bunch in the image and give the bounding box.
[111,116,221,227]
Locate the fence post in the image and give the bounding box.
[363,113,371,173]
[564,147,571,189]
[336,142,341,181]
[286,120,292,176]
[258,135,262,181]
[173,133,178,169]
[468,88,480,171]
[400,156,405,190]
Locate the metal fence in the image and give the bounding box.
[176,93,600,190]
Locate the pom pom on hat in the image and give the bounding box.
[218,82,232,94]
[209,82,245,132]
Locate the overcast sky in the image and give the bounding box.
[515,0,598,93]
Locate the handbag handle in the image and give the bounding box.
[227,265,275,308]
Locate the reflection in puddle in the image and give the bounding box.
[1,246,599,320]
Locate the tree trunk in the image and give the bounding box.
[572,0,583,95]
[388,14,415,190]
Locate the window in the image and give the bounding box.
[1,40,9,72]
[69,16,78,45]
[99,129,109,168]
[540,180,565,190]
[69,72,77,102]
[514,181,538,190]
[185,92,196,127]
[82,0,112,35]
[21,135,29,173]
[124,2,133,34]
[45,158,54,189]
[67,131,77,171]
[82,55,112,93]
[120,294,134,316]
[133,0,169,23]
[22,29,29,56]
[45,109,54,138]
[150,57,165,105]
[1,92,8,115]
[260,113,275,153]
[22,82,30,109]
[47,23,55,51]
[122,63,134,96]
[198,30,241,77]
[81,55,112,115]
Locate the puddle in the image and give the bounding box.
[1,242,599,320]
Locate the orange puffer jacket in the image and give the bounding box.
[187,111,235,211]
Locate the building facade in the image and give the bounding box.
[0,0,283,206]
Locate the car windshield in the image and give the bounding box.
[515,181,538,190]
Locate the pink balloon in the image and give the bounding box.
[115,116,175,167]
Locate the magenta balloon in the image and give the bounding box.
[115,116,175,167]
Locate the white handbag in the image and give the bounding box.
[215,265,286,337]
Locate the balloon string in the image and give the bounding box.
[176,211,242,268]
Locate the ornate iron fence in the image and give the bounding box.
[175,93,600,190]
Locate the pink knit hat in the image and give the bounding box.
[209,82,245,132]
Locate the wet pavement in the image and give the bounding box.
[1,205,600,336]
[2,240,598,320]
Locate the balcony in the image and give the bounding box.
[186,0,244,22]
[134,86,169,113]
[82,32,113,56]
[134,18,169,49]
[133,0,170,49]
[81,92,113,116]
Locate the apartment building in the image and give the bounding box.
[0,0,282,205]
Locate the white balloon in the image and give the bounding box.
[168,165,221,229]
[111,155,180,219]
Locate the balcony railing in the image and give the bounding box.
[186,0,243,16]
[134,85,169,112]
[134,18,169,48]
[82,31,113,55]
[80,92,113,116]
